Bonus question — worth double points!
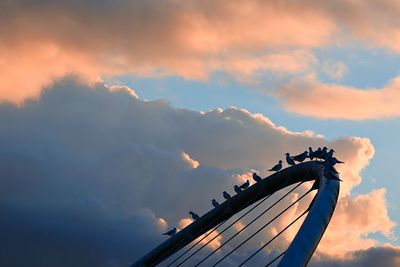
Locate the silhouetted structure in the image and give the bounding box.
[131,148,341,267]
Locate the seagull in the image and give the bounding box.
[189,211,200,221]
[316,147,328,160]
[163,227,177,236]
[308,147,315,160]
[223,191,231,200]
[268,160,283,172]
[252,173,262,182]
[324,149,335,160]
[240,180,250,189]
[234,185,243,194]
[292,151,309,162]
[327,157,344,166]
[212,199,219,208]
[313,147,322,159]
[285,153,296,166]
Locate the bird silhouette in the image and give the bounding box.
[240,180,250,189]
[285,153,296,166]
[308,147,315,160]
[268,160,283,171]
[234,185,242,194]
[324,149,335,160]
[327,157,344,166]
[189,211,200,221]
[223,191,231,200]
[316,147,328,160]
[252,173,262,182]
[163,227,177,236]
[292,151,308,162]
[212,199,219,208]
[314,147,322,159]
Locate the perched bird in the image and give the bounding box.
[223,191,231,200]
[268,160,283,172]
[240,180,250,189]
[189,211,200,221]
[212,199,220,208]
[234,185,243,194]
[327,157,344,166]
[316,147,328,160]
[292,151,308,162]
[324,149,335,160]
[313,147,322,159]
[285,153,296,166]
[252,173,262,182]
[308,147,315,160]
[163,227,177,236]
[322,146,328,155]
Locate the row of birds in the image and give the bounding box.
[268,146,343,172]
[162,147,343,236]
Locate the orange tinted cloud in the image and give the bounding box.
[276,75,400,120]
[317,189,396,258]
[0,42,104,103]
[5,0,400,102]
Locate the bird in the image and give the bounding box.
[223,191,231,200]
[234,185,242,194]
[308,147,315,160]
[313,147,322,159]
[292,151,309,162]
[268,160,283,171]
[240,180,250,189]
[252,173,262,182]
[324,149,335,160]
[189,211,200,221]
[212,199,219,208]
[285,153,296,166]
[316,147,328,160]
[327,157,344,166]
[163,227,177,236]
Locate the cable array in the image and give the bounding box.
[158,170,322,267]
[174,190,274,266]
[194,182,305,266]
[164,181,315,267]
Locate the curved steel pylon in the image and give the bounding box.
[131,160,340,267]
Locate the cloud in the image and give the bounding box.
[321,60,348,80]
[316,189,396,258]
[0,77,395,265]
[276,75,400,120]
[3,0,400,102]
[310,246,400,267]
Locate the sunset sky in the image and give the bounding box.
[1,1,400,266]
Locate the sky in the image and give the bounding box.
[1,1,400,266]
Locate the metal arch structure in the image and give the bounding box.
[131,160,340,267]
